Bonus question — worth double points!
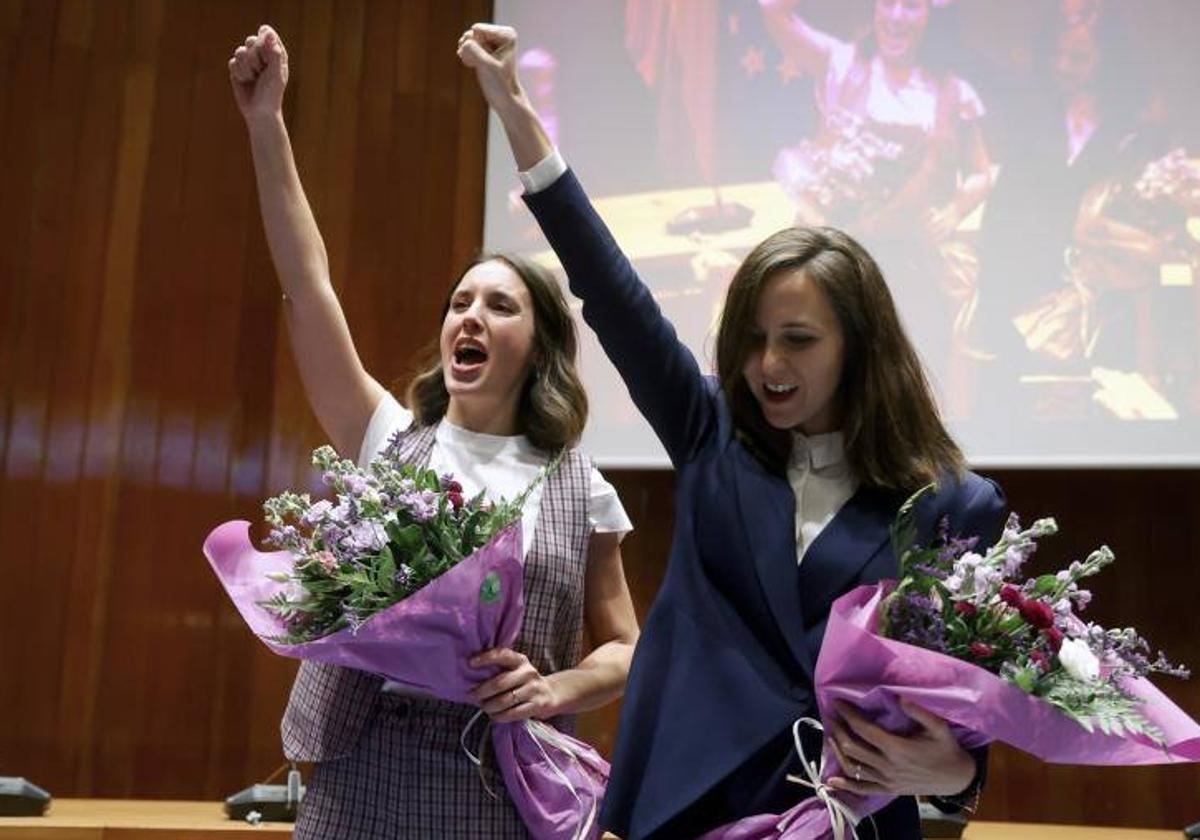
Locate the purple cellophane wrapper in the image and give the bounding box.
[701,583,1200,839]
[204,519,607,840]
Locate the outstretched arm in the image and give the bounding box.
[759,0,842,80]
[230,26,384,458]
[458,24,717,465]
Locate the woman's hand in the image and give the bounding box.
[229,25,288,123]
[457,23,554,171]
[826,699,977,797]
[470,648,560,724]
[457,23,523,114]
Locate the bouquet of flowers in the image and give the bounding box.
[702,487,1200,840]
[1132,147,1200,216]
[255,445,525,644]
[772,111,907,224]
[203,444,607,840]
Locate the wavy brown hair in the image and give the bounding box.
[715,226,964,491]
[405,253,588,453]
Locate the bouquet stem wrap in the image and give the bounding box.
[204,519,607,840]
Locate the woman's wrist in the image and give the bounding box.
[244,109,286,135]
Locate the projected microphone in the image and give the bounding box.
[666,186,754,236]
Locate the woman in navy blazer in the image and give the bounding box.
[460,24,1006,840]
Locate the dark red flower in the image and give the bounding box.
[1031,651,1051,672]
[954,601,978,618]
[970,642,994,659]
[1019,599,1055,630]
[999,584,1025,608]
[445,479,463,494]
[1045,625,1064,652]
[448,491,465,511]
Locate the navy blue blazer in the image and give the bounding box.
[525,170,1006,840]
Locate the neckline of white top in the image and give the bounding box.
[790,430,846,472]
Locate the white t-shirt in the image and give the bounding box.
[358,393,632,558]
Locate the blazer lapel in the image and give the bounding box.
[730,445,814,682]
[797,486,900,622]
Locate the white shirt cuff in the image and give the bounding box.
[519,149,568,194]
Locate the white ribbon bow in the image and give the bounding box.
[784,717,869,840]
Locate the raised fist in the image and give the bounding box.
[457,23,522,110]
[229,25,289,121]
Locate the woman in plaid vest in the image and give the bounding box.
[229,25,639,838]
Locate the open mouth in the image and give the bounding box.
[453,344,488,365]
[450,338,489,380]
[763,382,798,403]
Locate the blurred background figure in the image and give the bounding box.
[762,0,995,411]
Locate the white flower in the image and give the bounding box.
[360,486,383,507]
[1058,637,1100,682]
[1031,518,1058,537]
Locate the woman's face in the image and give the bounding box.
[741,268,846,435]
[439,260,537,409]
[874,0,930,65]
[1055,25,1099,94]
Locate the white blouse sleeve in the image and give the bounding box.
[357,393,414,468]
[588,466,633,541]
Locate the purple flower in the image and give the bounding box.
[973,564,1002,595]
[265,524,302,550]
[912,563,948,580]
[1002,543,1034,577]
[345,521,387,553]
[301,500,333,528]
[887,593,947,653]
[397,490,439,522]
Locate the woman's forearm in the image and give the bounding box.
[544,640,635,716]
[493,89,555,173]
[245,113,332,302]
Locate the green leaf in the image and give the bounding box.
[1034,574,1059,596]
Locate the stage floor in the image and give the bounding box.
[0,799,1182,838]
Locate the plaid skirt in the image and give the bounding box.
[294,693,530,839]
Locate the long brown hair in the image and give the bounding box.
[715,226,964,490]
[405,253,588,453]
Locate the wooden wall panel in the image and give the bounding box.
[0,0,1196,831]
[0,0,492,800]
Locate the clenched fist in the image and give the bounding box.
[457,23,522,112]
[229,25,289,122]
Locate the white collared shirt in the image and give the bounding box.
[789,431,858,564]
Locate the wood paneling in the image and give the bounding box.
[0,0,490,801]
[0,0,1196,831]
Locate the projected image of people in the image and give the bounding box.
[975,0,1200,441]
[485,0,1200,465]
[762,0,994,405]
